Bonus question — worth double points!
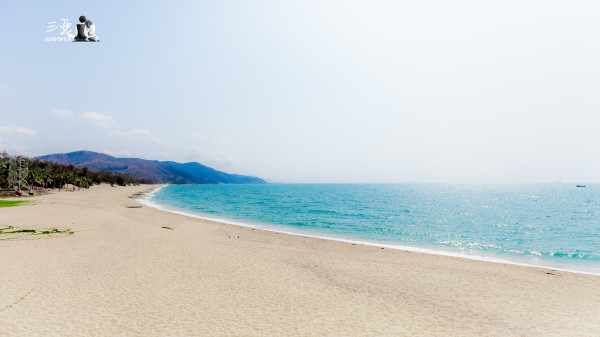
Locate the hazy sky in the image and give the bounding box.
[1,0,600,183]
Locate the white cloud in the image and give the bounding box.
[115,150,134,157]
[191,133,203,140]
[188,146,206,156]
[211,151,236,166]
[100,148,133,158]
[110,129,160,143]
[132,129,152,137]
[100,148,114,156]
[51,108,75,118]
[0,143,30,155]
[8,144,29,153]
[112,129,153,138]
[0,126,37,136]
[188,146,237,168]
[218,137,233,145]
[80,112,115,128]
[149,151,170,159]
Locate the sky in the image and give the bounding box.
[1,0,600,183]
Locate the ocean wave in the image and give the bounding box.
[140,184,600,276]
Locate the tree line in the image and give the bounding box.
[0,152,150,191]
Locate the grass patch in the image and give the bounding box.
[40,228,61,234]
[0,226,73,239]
[0,227,36,234]
[0,200,29,208]
[0,226,15,233]
[161,226,174,230]
[10,229,36,233]
[36,228,73,236]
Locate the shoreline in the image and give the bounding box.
[2,184,600,336]
[139,185,600,277]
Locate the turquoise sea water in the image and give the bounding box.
[145,184,600,274]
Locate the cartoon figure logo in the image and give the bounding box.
[71,15,100,42]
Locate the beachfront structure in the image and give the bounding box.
[7,154,28,192]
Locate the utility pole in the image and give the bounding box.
[8,155,28,193]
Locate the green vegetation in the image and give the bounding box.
[1,151,145,192]
[0,290,31,313]
[0,226,73,237]
[41,228,61,234]
[161,226,174,230]
[0,199,29,207]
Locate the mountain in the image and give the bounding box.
[35,151,266,184]
[163,161,265,184]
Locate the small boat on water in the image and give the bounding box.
[576,185,586,188]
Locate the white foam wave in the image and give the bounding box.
[137,188,600,277]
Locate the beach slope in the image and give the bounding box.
[1,185,599,336]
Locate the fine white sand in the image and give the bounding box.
[1,184,599,336]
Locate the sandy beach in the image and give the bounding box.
[1,184,599,336]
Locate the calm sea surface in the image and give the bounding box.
[146,184,600,274]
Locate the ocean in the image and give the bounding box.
[143,184,600,275]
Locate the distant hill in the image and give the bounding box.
[35,151,266,185]
[163,161,265,184]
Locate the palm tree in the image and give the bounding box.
[28,168,44,188]
[45,175,53,189]
[0,161,9,187]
